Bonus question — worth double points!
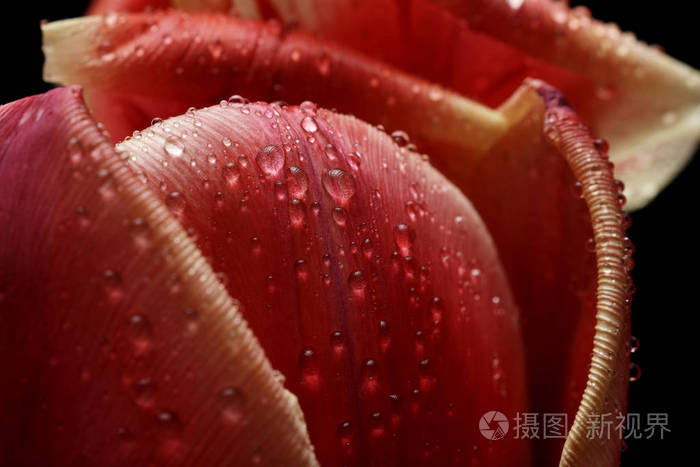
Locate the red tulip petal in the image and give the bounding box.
[464,81,632,466]
[42,13,507,154]
[0,87,318,466]
[42,12,631,464]
[87,0,170,14]
[525,82,631,467]
[114,99,530,465]
[203,0,698,210]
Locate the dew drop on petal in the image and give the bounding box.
[393,223,415,256]
[322,169,356,204]
[300,348,320,391]
[255,145,285,178]
[332,207,348,227]
[164,137,184,157]
[348,270,367,297]
[219,386,245,425]
[301,116,318,133]
[286,166,309,199]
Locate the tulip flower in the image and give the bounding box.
[1,1,697,466]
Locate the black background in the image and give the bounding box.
[1,1,696,465]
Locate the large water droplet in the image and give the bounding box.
[301,116,318,133]
[322,169,356,205]
[164,136,184,157]
[332,207,348,227]
[256,145,285,177]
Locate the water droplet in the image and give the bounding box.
[228,95,249,105]
[250,236,261,255]
[165,192,186,217]
[390,130,410,147]
[97,169,117,201]
[102,269,124,304]
[286,166,309,199]
[332,207,348,227]
[629,362,641,382]
[75,206,90,229]
[316,53,331,76]
[347,151,362,171]
[330,331,346,356]
[132,378,156,409]
[630,335,640,353]
[337,420,353,453]
[274,181,287,201]
[324,144,339,161]
[155,410,182,436]
[300,348,320,391]
[322,169,356,205]
[393,224,415,255]
[222,162,240,186]
[378,320,391,353]
[593,138,609,153]
[219,386,245,425]
[414,330,425,359]
[295,259,309,282]
[430,297,444,325]
[348,270,367,296]
[164,136,184,157]
[361,238,373,259]
[126,314,152,356]
[369,411,386,440]
[67,137,83,166]
[129,217,150,249]
[288,199,306,227]
[256,145,285,177]
[299,101,317,113]
[301,116,318,133]
[418,359,435,392]
[361,358,380,395]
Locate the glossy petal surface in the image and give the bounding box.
[0,87,318,467]
[116,99,530,466]
[46,14,627,462]
[40,9,633,466]
[212,0,700,210]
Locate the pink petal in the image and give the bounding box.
[41,12,632,464]
[212,0,699,210]
[115,97,531,465]
[0,86,318,466]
